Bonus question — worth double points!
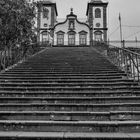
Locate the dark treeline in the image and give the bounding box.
[0,0,36,51]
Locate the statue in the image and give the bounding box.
[70,22,74,29]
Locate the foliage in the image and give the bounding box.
[0,0,36,50]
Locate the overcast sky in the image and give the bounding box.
[54,0,140,41]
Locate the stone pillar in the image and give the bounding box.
[88,5,94,46]
[103,6,107,42]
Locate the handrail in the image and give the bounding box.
[108,40,140,48]
[108,44,140,81]
[109,44,140,56]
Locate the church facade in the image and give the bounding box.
[36,0,108,46]
[53,9,90,46]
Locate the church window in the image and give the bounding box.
[95,8,101,18]
[69,20,75,30]
[68,31,75,45]
[42,31,49,43]
[57,32,64,45]
[43,8,49,19]
[79,31,87,45]
[94,31,102,41]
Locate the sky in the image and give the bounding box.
[54,0,140,41]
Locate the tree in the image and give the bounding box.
[0,0,36,51]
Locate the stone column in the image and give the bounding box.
[103,6,107,42]
[37,4,41,43]
[88,5,94,46]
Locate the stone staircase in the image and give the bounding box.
[0,47,140,139]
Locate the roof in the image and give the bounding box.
[36,1,58,16]
[54,9,90,30]
[86,1,108,16]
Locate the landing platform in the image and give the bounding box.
[0,132,140,139]
[12,47,117,74]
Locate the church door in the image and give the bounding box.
[94,31,103,41]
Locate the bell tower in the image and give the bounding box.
[37,0,58,43]
[86,0,108,42]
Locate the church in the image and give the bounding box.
[36,0,108,46]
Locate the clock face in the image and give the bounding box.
[96,23,100,27]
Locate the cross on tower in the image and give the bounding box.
[70,8,73,14]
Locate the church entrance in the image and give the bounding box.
[94,31,103,41]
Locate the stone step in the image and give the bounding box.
[0,111,140,121]
[0,120,140,132]
[11,66,119,69]
[0,90,136,97]
[14,63,117,67]
[0,47,139,136]
[0,78,131,83]
[7,69,121,72]
[17,64,115,66]
[0,132,140,139]
[0,82,137,87]
[0,74,126,78]
[0,103,139,111]
[0,75,124,80]
[0,111,110,121]
[15,60,115,63]
[0,96,139,104]
[16,61,117,65]
[0,85,135,91]
[3,71,125,74]
[1,73,126,77]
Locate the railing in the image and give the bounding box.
[109,40,140,48]
[0,42,47,72]
[108,44,140,81]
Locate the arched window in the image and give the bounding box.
[94,31,103,41]
[79,31,87,45]
[95,8,101,18]
[42,31,49,43]
[57,31,65,45]
[43,8,49,19]
[68,31,76,46]
[69,20,75,30]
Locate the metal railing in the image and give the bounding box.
[108,43,140,81]
[109,40,140,48]
[0,42,47,72]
